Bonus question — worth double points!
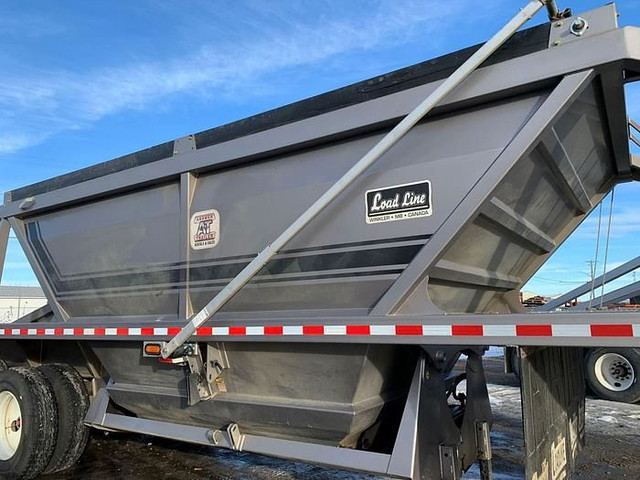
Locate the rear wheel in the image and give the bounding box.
[0,367,58,479]
[585,348,640,403]
[39,364,90,474]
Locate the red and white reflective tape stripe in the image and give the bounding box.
[0,324,638,338]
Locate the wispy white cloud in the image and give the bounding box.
[0,0,474,156]
[572,207,640,240]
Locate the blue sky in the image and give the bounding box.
[1,0,639,301]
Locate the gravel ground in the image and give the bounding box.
[43,356,640,480]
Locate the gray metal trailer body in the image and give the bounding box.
[1,3,640,479]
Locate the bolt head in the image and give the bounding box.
[572,18,586,29]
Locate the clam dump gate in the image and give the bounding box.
[1,2,640,479]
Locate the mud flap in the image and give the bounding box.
[519,347,585,480]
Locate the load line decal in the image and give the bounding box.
[0,323,637,338]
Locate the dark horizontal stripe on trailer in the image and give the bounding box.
[29,226,423,294]
[189,244,422,284]
[55,269,404,299]
[26,223,429,281]
[279,234,430,255]
[10,23,550,201]
[250,269,404,285]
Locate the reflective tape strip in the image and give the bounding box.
[0,323,637,339]
[552,324,590,337]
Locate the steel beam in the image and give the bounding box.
[242,435,391,476]
[371,70,596,316]
[179,172,197,319]
[539,129,592,214]
[0,219,9,284]
[93,408,392,476]
[538,256,640,311]
[600,66,632,178]
[430,260,521,291]
[7,217,69,323]
[3,311,640,348]
[479,197,556,254]
[387,355,424,477]
[630,118,640,147]
[571,280,640,311]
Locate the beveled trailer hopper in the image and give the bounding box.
[1,2,640,479]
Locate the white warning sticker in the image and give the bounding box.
[190,209,220,250]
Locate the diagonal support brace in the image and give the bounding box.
[161,0,547,358]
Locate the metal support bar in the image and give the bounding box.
[184,343,213,405]
[538,255,640,311]
[91,409,392,475]
[630,117,640,147]
[476,421,493,480]
[601,68,632,178]
[388,352,467,479]
[179,173,197,319]
[545,1,572,21]
[162,0,546,357]
[84,388,110,426]
[387,355,424,477]
[0,219,9,284]
[430,260,521,290]
[571,280,640,310]
[539,129,592,214]
[480,197,556,253]
[371,69,596,316]
[459,352,493,471]
[7,217,69,323]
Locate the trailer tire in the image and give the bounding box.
[38,364,90,474]
[0,367,58,480]
[585,348,640,404]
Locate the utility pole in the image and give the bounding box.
[587,260,595,301]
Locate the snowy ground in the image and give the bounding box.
[47,356,640,479]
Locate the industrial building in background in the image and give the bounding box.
[0,285,45,323]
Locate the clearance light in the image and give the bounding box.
[143,342,162,357]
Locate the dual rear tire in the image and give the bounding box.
[585,348,640,404]
[0,364,89,479]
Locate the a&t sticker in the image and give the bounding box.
[190,209,220,250]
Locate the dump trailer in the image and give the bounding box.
[1,2,639,479]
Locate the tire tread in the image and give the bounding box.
[39,364,90,474]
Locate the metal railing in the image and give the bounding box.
[630,117,640,148]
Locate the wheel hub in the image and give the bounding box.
[595,353,636,392]
[9,418,20,433]
[0,391,22,461]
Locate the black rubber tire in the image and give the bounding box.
[0,367,58,480]
[585,348,640,404]
[0,360,7,371]
[38,364,90,474]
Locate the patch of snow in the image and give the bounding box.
[596,415,618,423]
[465,464,523,479]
